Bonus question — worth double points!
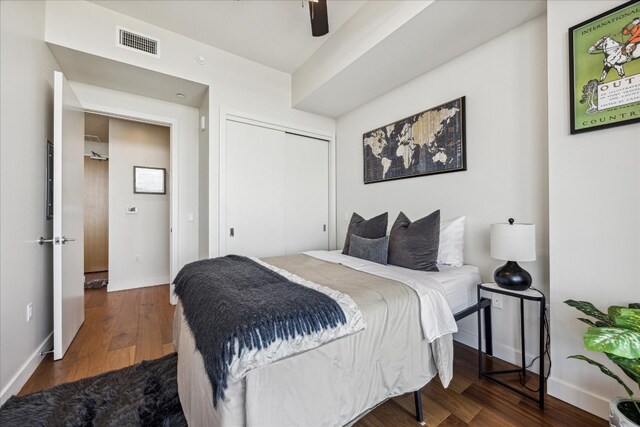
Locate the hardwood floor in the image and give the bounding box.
[19,284,174,396]
[19,286,606,426]
[355,345,606,427]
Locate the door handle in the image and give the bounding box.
[61,236,76,244]
[38,237,54,245]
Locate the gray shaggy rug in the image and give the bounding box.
[84,278,108,289]
[0,353,186,427]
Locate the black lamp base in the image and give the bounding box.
[494,261,531,291]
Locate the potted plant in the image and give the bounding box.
[565,300,640,426]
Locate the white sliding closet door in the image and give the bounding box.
[225,120,286,257]
[284,133,329,254]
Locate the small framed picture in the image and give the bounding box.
[133,166,166,194]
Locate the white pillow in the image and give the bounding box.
[437,216,465,267]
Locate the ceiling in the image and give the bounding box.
[64,0,546,117]
[89,0,366,73]
[293,0,547,117]
[49,44,209,108]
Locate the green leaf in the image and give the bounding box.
[609,305,624,320]
[615,308,640,333]
[584,327,640,359]
[607,353,640,387]
[629,303,640,310]
[565,300,613,325]
[568,355,634,396]
[577,318,597,327]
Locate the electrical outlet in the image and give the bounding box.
[492,293,503,309]
[134,255,141,263]
[26,303,33,322]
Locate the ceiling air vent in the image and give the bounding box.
[117,27,159,57]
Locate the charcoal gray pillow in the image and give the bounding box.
[388,210,440,271]
[342,212,388,255]
[348,234,389,265]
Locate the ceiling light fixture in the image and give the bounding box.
[176,93,186,99]
[196,55,207,65]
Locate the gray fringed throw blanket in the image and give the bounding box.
[173,255,347,406]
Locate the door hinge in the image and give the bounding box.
[230,228,235,237]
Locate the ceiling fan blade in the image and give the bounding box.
[309,0,328,37]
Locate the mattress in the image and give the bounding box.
[305,250,482,316]
[174,253,455,427]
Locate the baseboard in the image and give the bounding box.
[107,276,170,292]
[453,328,542,373]
[547,377,609,420]
[0,332,53,405]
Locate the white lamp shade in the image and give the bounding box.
[490,222,536,262]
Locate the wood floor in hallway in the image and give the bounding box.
[19,284,606,426]
[19,284,174,396]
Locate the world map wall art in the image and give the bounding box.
[363,97,466,184]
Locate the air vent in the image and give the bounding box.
[117,27,159,57]
[85,135,102,143]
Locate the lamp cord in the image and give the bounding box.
[517,286,552,393]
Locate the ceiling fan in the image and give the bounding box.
[306,0,329,37]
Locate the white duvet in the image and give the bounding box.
[304,250,459,342]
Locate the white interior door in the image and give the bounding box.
[284,133,329,254]
[225,120,286,257]
[53,71,85,360]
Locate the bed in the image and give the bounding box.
[173,251,489,426]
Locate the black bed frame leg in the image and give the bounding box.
[413,390,425,425]
[484,301,493,356]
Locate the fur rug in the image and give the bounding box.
[84,278,108,289]
[0,353,186,427]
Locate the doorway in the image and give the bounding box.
[82,113,171,294]
[83,113,110,289]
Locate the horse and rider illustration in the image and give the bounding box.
[588,17,640,81]
[579,16,640,115]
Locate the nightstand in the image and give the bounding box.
[476,282,546,409]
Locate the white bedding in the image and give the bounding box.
[175,253,457,427]
[304,250,481,338]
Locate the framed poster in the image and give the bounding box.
[569,1,640,134]
[133,166,166,194]
[363,96,466,184]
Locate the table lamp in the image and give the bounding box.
[490,218,536,291]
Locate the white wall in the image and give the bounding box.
[108,118,170,291]
[0,0,60,404]
[336,16,549,365]
[44,0,336,259]
[547,0,640,419]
